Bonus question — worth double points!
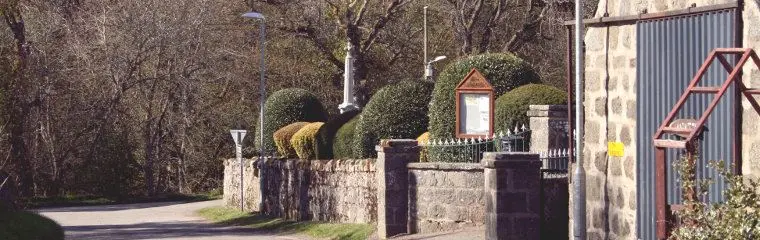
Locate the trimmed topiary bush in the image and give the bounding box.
[291,122,324,160]
[273,122,309,158]
[333,116,359,159]
[428,53,540,139]
[315,110,360,159]
[494,84,567,132]
[256,88,328,154]
[417,132,430,162]
[353,80,433,158]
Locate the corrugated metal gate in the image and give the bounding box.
[636,9,738,239]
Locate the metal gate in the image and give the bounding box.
[636,9,738,239]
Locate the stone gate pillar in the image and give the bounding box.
[482,152,542,240]
[376,139,418,239]
[527,105,569,152]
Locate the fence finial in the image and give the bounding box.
[521,124,527,131]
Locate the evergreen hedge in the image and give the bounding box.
[315,110,360,159]
[255,88,327,154]
[273,122,309,158]
[353,80,433,158]
[494,84,567,132]
[291,122,324,160]
[428,53,540,139]
[333,116,359,159]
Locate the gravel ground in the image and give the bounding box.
[37,199,304,240]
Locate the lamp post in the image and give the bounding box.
[242,11,266,212]
[572,0,587,239]
[423,6,446,81]
[425,55,447,81]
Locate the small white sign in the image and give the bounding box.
[459,93,491,135]
[230,130,247,146]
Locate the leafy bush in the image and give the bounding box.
[353,80,433,158]
[494,84,566,132]
[256,88,328,154]
[315,110,360,159]
[0,210,64,240]
[670,155,760,239]
[417,132,429,162]
[291,122,324,160]
[333,116,359,159]
[428,53,540,139]
[273,122,309,158]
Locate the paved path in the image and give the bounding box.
[37,200,303,240]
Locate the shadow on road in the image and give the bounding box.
[64,221,268,240]
[37,201,187,213]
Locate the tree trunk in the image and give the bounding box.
[4,6,34,199]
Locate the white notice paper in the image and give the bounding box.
[459,93,490,135]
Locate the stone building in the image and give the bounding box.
[571,0,760,239]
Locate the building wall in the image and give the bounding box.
[742,0,760,179]
[572,0,760,239]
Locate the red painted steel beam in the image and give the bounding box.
[655,147,668,239]
[653,51,718,140]
[714,48,749,54]
[688,51,752,142]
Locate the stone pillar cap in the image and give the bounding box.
[481,152,540,168]
[375,139,419,153]
[527,104,569,118]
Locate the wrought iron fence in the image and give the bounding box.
[418,125,530,163]
[418,124,571,174]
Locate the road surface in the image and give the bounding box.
[37,200,303,240]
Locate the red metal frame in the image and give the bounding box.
[652,48,760,239]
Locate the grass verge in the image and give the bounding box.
[197,206,373,240]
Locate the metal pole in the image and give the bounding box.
[258,20,267,212]
[423,6,428,79]
[573,0,587,239]
[237,133,244,211]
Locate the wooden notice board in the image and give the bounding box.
[455,68,494,139]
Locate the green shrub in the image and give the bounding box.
[333,116,359,159]
[0,210,64,240]
[273,122,309,158]
[353,80,433,158]
[291,122,324,160]
[494,84,567,132]
[670,155,760,239]
[428,53,539,139]
[256,88,328,154]
[315,110,360,159]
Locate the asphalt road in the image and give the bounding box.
[37,200,303,240]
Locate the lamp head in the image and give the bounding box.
[242,12,265,20]
[430,56,447,64]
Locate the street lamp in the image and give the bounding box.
[425,55,447,81]
[242,11,266,212]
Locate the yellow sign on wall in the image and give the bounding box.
[608,142,625,157]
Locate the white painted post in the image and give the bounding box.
[339,41,359,113]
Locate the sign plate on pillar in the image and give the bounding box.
[455,68,494,138]
[230,130,247,146]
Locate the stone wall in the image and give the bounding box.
[407,162,485,233]
[223,158,377,223]
[576,0,760,239]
